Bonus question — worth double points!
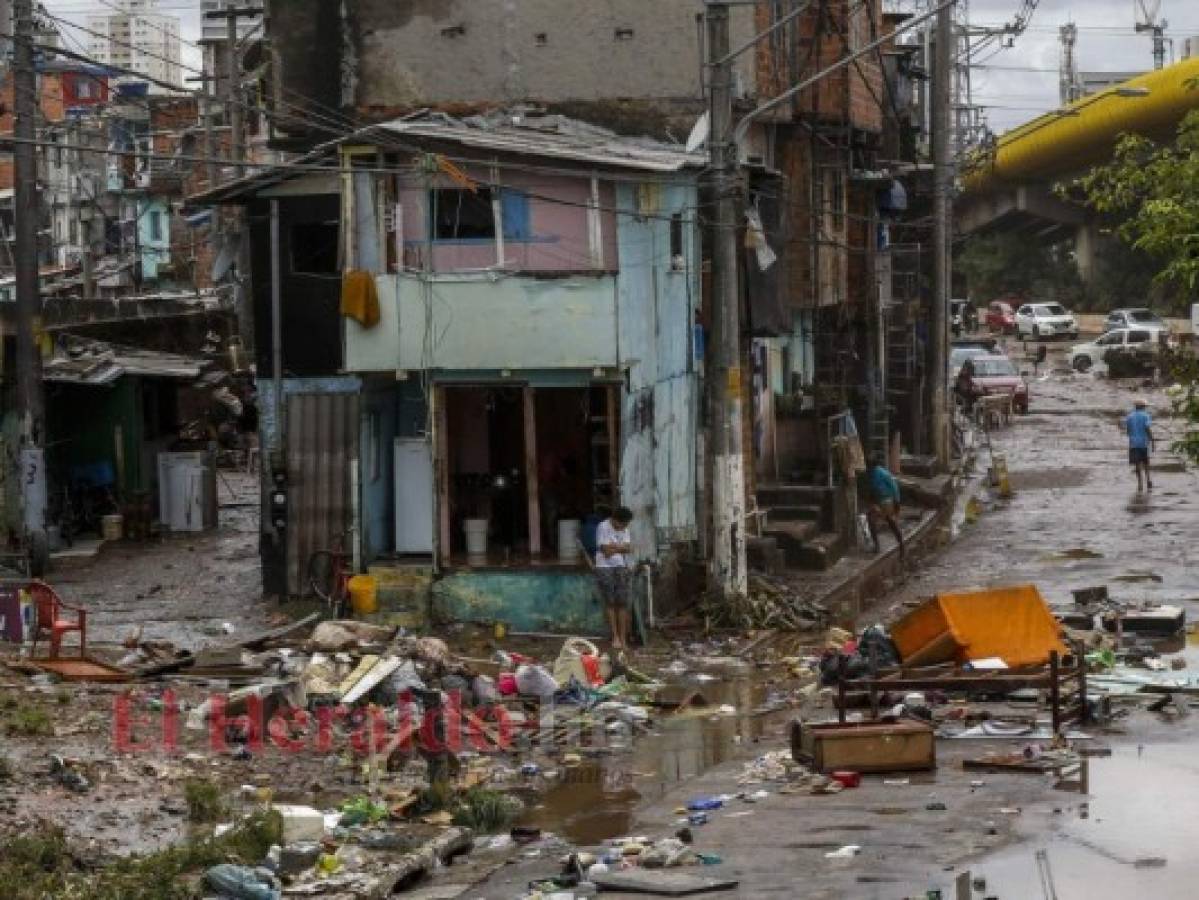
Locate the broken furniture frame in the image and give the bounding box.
[838,650,1090,734]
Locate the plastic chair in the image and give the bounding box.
[27,580,87,659]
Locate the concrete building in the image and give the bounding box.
[86,0,182,92]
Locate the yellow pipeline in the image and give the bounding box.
[963,56,1199,193]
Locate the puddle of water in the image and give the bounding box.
[519,668,790,844]
[975,744,1199,899]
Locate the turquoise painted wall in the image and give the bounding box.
[431,571,607,634]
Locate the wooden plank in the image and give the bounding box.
[523,386,541,557]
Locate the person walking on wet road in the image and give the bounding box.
[595,507,634,650]
[1124,399,1156,492]
[866,457,905,560]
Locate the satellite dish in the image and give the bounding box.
[1135,0,1163,26]
[686,112,710,154]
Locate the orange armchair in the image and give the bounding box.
[28,581,87,659]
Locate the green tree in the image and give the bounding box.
[1073,109,1199,297]
[955,231,1083,306]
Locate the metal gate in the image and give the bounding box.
[286,392,360,596]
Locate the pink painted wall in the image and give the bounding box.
[396,165,619,274]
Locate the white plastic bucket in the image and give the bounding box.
[557,519,581,562]
[463,518,489,558]
[101,514,124,542]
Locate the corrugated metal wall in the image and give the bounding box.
[286,392,360,596]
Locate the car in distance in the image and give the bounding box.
[1014,302,1079,341]
[1070,327,1160,373]
[950,345,989,378]
[985,300,1016,334]
[957,354,1029,413]
[1103,308,1171,335]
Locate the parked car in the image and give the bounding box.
[1070,327,1160,373]
[950,345,989,378]
[1014,302,1078,340]
[985,300,1016,334]
[951,299,979,336]
[1102,308,1172,337]
[957,354,1029,413]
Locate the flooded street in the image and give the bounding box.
[473,358,1199,899]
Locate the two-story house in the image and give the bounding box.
[194,112,705,631]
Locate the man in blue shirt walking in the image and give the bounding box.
[1125,399,1156,492]
[866,457,905,560]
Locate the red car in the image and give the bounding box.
[985,300,1016,334]
[957,354,1029,413]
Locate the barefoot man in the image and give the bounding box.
[595,507,634,650]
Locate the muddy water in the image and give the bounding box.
[520,666,792,844]
[977,744,1199,899]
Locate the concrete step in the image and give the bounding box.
[788,531,846,572]
[757,484,834,510]
[763,522,822,569]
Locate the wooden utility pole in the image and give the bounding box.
[12,0,47,565]
[203,5,261,348]
[931,1,955,467]
[705,2,748,600]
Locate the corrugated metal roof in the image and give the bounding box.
[43,341,211,385]
[362,112,707,174]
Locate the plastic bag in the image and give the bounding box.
[552,638,609,688]
[204,864,281,900]
[515,663,559,698]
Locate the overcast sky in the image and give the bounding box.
[44,1,1199,134]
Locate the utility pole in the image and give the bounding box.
[706,2,748,601]
[931,0,954,467]
[203,5,261,349]
[12,0,47,567]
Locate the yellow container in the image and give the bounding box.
[347,575,378,616]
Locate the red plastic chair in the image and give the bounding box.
[27,580,87,659]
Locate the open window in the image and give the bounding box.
[432,188,495,241]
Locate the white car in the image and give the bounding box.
[1070,327,1159,372]
[1015,303,1079,341]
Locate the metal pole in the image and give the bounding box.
[931,0,955,467]
[706,2,747,600]
[13,0,47,558]
[269,198,283,452]
[225,11,243,164]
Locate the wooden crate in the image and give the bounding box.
[791,720,936,773]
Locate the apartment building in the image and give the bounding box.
[86,0,182,91]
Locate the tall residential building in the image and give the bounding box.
[86,0,182,92]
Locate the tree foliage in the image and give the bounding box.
[955,231,1083,306]
[1073,108,1199,294]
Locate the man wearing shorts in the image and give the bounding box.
[1125,399,1155,492]
[866,457,905,561]
[595,507,634,650]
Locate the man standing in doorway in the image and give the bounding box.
[595,507,634,650]
[1125,399,1156,492]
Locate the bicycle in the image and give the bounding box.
[306,529,355,617]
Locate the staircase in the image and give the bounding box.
[751,484,846,572]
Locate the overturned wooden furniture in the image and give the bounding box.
[843,650,1090,735]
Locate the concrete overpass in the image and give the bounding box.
[956,56,1199,280]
